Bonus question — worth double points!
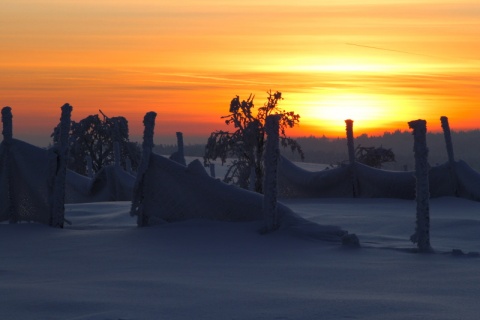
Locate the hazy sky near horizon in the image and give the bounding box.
[1,0,479,145]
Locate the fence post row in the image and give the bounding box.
[131,111,157,226]
[50,103,72,228]
[263,114,281,232]
[408,119,433,253]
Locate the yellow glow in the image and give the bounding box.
[315,93,386,122]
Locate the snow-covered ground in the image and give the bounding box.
[1,161,480,319]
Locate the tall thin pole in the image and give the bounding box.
[1,107,13,144]
[263,114,281,232]
[345,119,358,197]
[2,107,15,222]
[131,111,157,226]
[440,116,455,165]
[408,119,433,253]
[51,103,72,228]
[440,116,458,196]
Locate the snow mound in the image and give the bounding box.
[131,153,349,242]
[65,165,135,203]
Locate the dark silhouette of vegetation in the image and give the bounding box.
[355,145,395,168]
[51,110,141,175]
[204,90,304,193]
[284,130,480,172]
[154,130,480,173]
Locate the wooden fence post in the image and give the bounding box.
[345,119,358,197]
[2,107,15,222]
[51,103,72,228]
[1,107,13,144]
[408,119,433,252]
[440,116,455,164]
[440,116,458,195]
[263,114,281,232]
[131,111,157,226]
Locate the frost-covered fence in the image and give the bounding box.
[50,103,72,227]
[408,119,433,252]
[131,111,157,226]
[169,132,187,166]
[263,115,281,232]
[0,105,70,227]
[345,119,359,197]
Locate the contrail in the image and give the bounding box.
[345,42,445,60]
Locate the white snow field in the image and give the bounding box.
[2,164,480,320]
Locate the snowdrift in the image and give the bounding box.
[278,156,480,201]
[131,153,348,242]
[65,165,135,203]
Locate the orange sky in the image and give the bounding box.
[1,0,479,146]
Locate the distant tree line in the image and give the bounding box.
[286,130,480,172]
[155,129,480,172]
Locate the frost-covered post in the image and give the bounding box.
[169,132,187,166]
[2,107,15,222]
[263,114,281,232]
[440,116,455,164]
[2,107,13,144]
[408,119,433,253]
[51,103,72,228]
[131,111,156,226]
[440,116,458,195]
[176,132,186,165]
[345,119,358,197]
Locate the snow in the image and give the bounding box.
[1,157,480,319]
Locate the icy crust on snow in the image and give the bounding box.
[65,165,135,203]
[278,155,480,201]
[0,139,55,224]
[131,153,347,241]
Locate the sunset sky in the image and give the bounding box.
[1,0,479,146]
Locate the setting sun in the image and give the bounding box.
[315,93,386,122]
